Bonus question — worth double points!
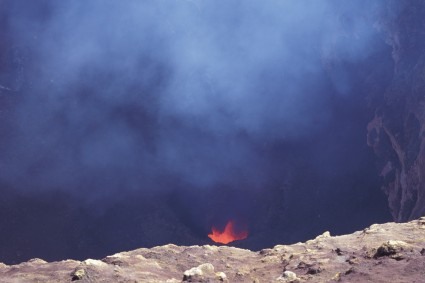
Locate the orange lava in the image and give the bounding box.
[208,220,248,244]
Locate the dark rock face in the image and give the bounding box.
[367,1,425,221]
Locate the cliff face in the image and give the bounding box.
[1,218,424,282]
[367,1,425,221]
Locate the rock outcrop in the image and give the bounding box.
[1,218,424,282]
[367,0,425,221]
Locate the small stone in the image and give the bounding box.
[102,257,128,267]
[363,225,384,234]
[28,258,47,264]
[296,261,321,275]
[204,245,219,252]
[332,272,341,281]
[307,231,331,244]
[183,263,215,282]
[83,259,108,267]
[313,231,331,240]
[276,270,298,282]
[71,269,86,281]
[236,271,245,276]
[345,267,354,275]
[215,271,227,281]
[307,265,322,275]
[374,240,409,258]
[346,256,359,265]
[259,248,273,256]
[321,231,331,238]
[335,248,343,255]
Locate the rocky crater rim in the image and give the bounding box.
[1,217,424,282]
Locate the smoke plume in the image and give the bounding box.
[1,0,389,194]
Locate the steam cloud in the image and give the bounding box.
[0,0,390,199]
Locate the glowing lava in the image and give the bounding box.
[208,220,248,244]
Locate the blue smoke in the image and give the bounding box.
[0,0,390,197]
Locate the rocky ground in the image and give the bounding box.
[1,217,424,282]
